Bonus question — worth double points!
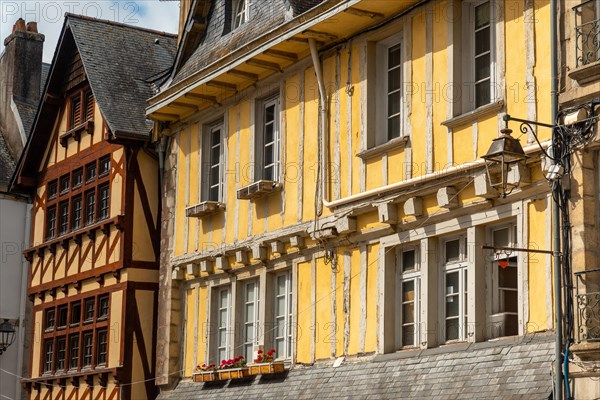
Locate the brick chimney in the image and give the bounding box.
[2,18,45,104]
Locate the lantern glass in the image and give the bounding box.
[482,129,528,198]
[0,319,16,354]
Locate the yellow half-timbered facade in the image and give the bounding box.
[150,0,561,397]
[12,14,176,400]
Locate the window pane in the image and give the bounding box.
[475,2,490,29]
[445,240,460,262]
[493,228,510,248]
[475,53,491,81]
[388,44,401,67]
[476,81,491,107]
[388,92,401,116]
[402,250,416,272]
[402,280,415,302]
[387,116,401,140]
[402,326,415,346]
[264,143,274,165]
[388,68,401,92]
[475,27,491,55]
[211,146,220,166]
[265,104,275,123]
[446,320,459,341]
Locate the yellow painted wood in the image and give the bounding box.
[527,199,550,332]
[108,289,124,368]
[315,257,332,360]
[296,261,312,363]
[347,249,361,355]
[365,243,379,352]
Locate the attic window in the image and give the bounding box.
[232,0,251,30]
[69,90,95,129]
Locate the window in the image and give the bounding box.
[72,196,82,230]
[369,31,404,148]
[46,206,57,240]
[256,96,281,181]
[489,223,519,337]
[442,236,468,342]
[69,335,79,370]
[57,305,68,329]
[397,247,420,347]
[59,174,70,194]
[96,329,107,365]
[85,190,95,225]
[59,201,69,235]
[82,332,93,367]
[56,337,66,371]
[274,270,293,359]
[460,0,496,112]
[47,180,58,200]
[85,162,96,183]
[69,90,94,129]
[72,168,83,188]
[232,0,250,29]
[242,280,260,361]
[99,155,110,177]
[45,309,55,332]
[98,295,109,320]
[71,302,81,326]
[203,123,224,202]
[98,184,110,221]
[44,340,54,372]
[216,287,231,363]
[84,298,95,323]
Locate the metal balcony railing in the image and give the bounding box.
[575,268,600,342]
[574,0,600,67]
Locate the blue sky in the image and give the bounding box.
[0,1,180,63]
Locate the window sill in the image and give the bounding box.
[60,120,94,148]
[356,136,409,160]
[186,201,226,218]
[441,100,504,129]
[569,60,600,85]
[237,180,282,200]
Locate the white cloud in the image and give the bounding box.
[1,1,180,63]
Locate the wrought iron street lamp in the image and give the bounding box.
[482,119,528,198]
[0,319,16,355]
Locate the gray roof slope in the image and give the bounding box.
[67,14,177,139]
[159,334,554,400]
[0,133,16,186]
[171,0,325,86]
[40,62,50,94]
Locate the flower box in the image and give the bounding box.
[249,362,286,376]
[218,367,250,380]
[193,371,218,382]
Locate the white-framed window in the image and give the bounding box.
[461,0,496,112]
[442,235,468,342]
[489,223,519,337]
[203,122,224,202]
[374,32,403,145]
[232,0,251,30]
[273,270,293,359]
[396,246,420,348]
[215,286,231,364]
[242,279,260,362]
[255,95,281,182]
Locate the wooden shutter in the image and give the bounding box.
[85,91,94,121]
[71,96,81,128]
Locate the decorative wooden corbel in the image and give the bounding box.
[115,215,125,231]
[95,274,104,286]
[87,229,96,241]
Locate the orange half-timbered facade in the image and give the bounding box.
[11,14,176,400]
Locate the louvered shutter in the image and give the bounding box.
[71,96,81,128]
[85,91,94,121]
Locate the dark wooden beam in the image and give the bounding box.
[206,80,237,92]
[184,93,221,106]
[246,58,282,73]
[227,69,259,81]
[345,7,384,19]
[301,29,338,41]
[265,49,298,62]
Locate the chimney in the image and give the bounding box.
[3,18,45,104]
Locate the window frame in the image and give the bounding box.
[254,94,281,182]
[460,0,497,113]
[241,279,260,362]
[202,121,225,203]
[395,246,420,348]
[213,285,232,364]
[45,205,57,240]
[232,0,251,30]
[440,234,469,343]
[273,269,293,360]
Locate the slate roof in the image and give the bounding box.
[0,132,16,186]
[171,0,326,85]
[159,333,554,400]
[40,62,50,94]
[66,14,177,139]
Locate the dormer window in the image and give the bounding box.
[69,90,94,129]
[232,0,250,30]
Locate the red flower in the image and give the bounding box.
[257,349,263,354]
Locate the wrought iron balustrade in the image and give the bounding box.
[575,268,600,342]
[574,0,600,67]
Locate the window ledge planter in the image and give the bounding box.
[249,362,285,376]
[192,371,218,382]
[217,367,250,380]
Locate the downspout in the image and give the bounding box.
[16,199,32,399]
[309,38,328,217]
[551,0,563,398]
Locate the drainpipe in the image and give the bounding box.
[551,0,563,398]
[309,38,328,217]
[157,134,169,192]
[16,200,32,399]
